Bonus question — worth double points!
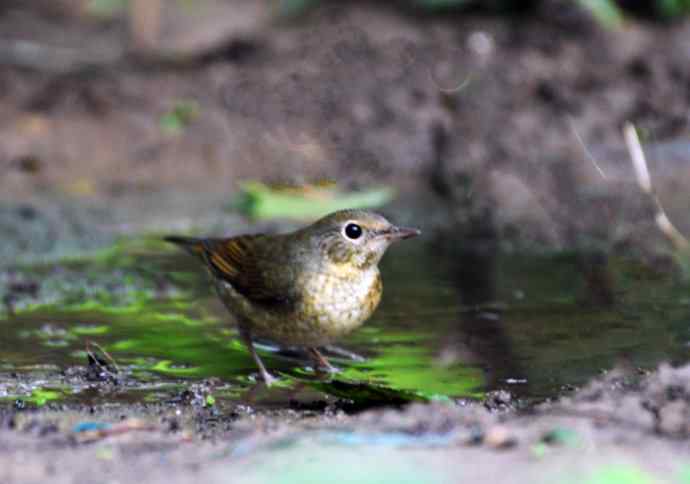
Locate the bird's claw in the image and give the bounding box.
[260,371,278,387]
[316,364,340,375]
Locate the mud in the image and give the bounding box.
[1,363,689,484]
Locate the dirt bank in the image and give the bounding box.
[2,2,690,199]
[1,363,688,484]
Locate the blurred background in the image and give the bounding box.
[1,0,690,260]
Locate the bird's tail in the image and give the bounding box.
[164,236,206,258]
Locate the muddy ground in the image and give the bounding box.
[1,364,689,484]
[1,1,690,482]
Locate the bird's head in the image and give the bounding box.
[300,209,420,273]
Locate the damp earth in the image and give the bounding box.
[1,205,690,484]
[1,234,689,410]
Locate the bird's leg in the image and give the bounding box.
[307,347,339,374]
[239,327,276,386]
[323,345,366,362]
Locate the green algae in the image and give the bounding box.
[0,387,70,408]
[28,388,65,406]
[1,236,690,408]
[150,360,205,377]
[233,181,395,221]
[581,465,658,484]
[342,331,483,399]
[71,325,110,336]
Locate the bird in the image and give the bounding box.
[165,209,420,386]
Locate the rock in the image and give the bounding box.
[657,401,689,436]
[484,425,517,449]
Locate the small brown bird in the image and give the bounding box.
[165,209,420,385]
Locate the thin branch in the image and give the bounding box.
[623,122,689,251]
[428,71,473,94]
[623,123,651,193]
[86,340,120,374]
[128,0,162,54]
[569,116,607,180]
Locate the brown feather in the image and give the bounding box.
[199,235,297,308]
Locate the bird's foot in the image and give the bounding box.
[307,347,340,375]
[259,369,278,387]
[314,363,340,375]
[322,345,366,362]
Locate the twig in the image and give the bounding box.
[86,340,120,374]
[623,123,689,251]
[624,123,652,192]
[128,0,162,54]
[429,70,473,94]
[323,345,366,362]
[569,116,608,180]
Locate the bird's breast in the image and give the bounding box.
[297,267,382,337]
[215,265,382,347]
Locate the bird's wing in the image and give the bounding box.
[200,235,297,307]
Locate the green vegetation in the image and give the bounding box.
[577,0,624,28]
[656,0,690,17]
[581,465,658,484]
[87,0,128,18]
[160,100,200,136]
[2,237,689,408]
[232,181,395,220]
[342,329,484,399]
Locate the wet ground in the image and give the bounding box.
[2,222,689,410]
[2,362,690,484]
[1,196,689,483]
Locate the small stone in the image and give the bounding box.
[484,425,516,449]
[484,390,513,412]
[464,424,484,446]
[658,401,689,436]
[467,31,494,61]
[541,427,579,446]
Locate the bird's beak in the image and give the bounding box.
[383,226,421,240]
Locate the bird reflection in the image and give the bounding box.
[434,225,527,398]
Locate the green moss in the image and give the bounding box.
[582,465,658,484]
[233,181,395,221]
[71,325,110,336]
[1,388,70,407]
[577,0,624,28]
[30,389,64,406]
[150,360,202,377]
[342,340,483,399]
[3,239,690,408]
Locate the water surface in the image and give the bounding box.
[1,239,688,409]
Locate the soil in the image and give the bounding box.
[1,363,689,484]
[1,2,690,198]
[2,1,690,257]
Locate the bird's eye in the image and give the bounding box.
[344,223,363,240]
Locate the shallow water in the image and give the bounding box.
[1,238,689,409]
